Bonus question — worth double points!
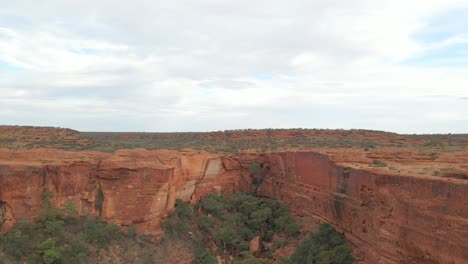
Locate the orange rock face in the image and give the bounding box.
[0,148,467,264]
[253,152,468,264]
[0,148,248,233]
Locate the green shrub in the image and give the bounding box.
[192,246,217,264]
[249,162,264,187]
[212,225,243,252]
[234,257,265,264]
[198,215,216,231]
[3,220,38,259]
[126,225,137,238]
[159,193,356,264]
[36,238,62,264]
[200,194,225,217]
[83,216,120,248]
[42,190,55,203]
[161,213,188,238]
[289,224,355,264]
[370,159,387,167]
[274,215,300,236]
[60,233,88,263]
[249,207,272,237]
[63,200,78,217]
[95,186,104,215]
[175,199,194,221]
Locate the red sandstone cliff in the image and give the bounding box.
[253,152,467,264]
[0,148,467,264]
[0,149,249,233]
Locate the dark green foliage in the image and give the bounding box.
[191,246,217,264]
[161,212,188,238]
[161,192,303,263]
[288,224,355,264]
[36,238,62,264]
[175,199,194,221]
[280,256,293,264]
[370,159,387,167]
[126,225,137,238]
[95,185,104,216]
[212,225,243,252]
[200,194,225,217]
[161,200,195,238]
[0,200,134,263]
[234,257,265,263]
[82,216,121,248]
[233,251,265,264]
[60,233,88,263]
[2,220,38,259]
[249,162,264,187]
[42,191,55,204]
[249,162,262,174]
[63,200,78,217]
[198,215,215,231]
[274,215,300,236]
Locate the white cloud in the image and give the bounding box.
[0,0,467,133]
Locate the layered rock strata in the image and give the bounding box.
[0,149,247,232]
[253,152,467,264]
[1,149,466,264]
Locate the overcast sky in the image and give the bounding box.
[1,0,467,133]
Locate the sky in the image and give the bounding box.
[1,0,467,133]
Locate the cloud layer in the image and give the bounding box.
[1,0,467,133]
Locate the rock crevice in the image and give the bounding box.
[0,149,466,264]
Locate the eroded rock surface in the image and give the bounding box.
[0,148,467,264]
[0,148,248,233]
[253,152,467,264]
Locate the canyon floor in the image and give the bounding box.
[0,126,467,264]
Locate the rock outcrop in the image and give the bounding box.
[0,148,248,233]
[253,152,467,264]
[0,148,467,264]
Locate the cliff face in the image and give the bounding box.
[0,149,248,233]
[254,152,467,264]
[1,149,467,264]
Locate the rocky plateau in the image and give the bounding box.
[0,126,467,263]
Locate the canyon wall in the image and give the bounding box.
[254,152,467,264]
[0,149,249,233]
[1,149,467,263]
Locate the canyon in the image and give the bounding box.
[0,127,467,263]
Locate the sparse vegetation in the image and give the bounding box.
[249,162,264,187]
[284,223,355,264]
[3,126,465,153]
[0,189,169,263]
[1,190,356,264]
[0,195,154,263]
[370,159,387,167]
[95,185,104,216]
[440,167,454,172]
[161,193,300,263]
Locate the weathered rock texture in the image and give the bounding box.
[0,149,248,233]
[1,148,467,264]
[253,152,467,264]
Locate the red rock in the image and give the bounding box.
[0,148,467,264]
[253,152,467,264]
[249,236,263,257]
[0,148,249,233]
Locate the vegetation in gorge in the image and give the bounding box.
[249,162,264,187]
[161,192,354,263]
[0,191,125,264]
[0,191,354,264]
[162,192,300,263]
[0,191,157,264]
[283,223,355,264]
